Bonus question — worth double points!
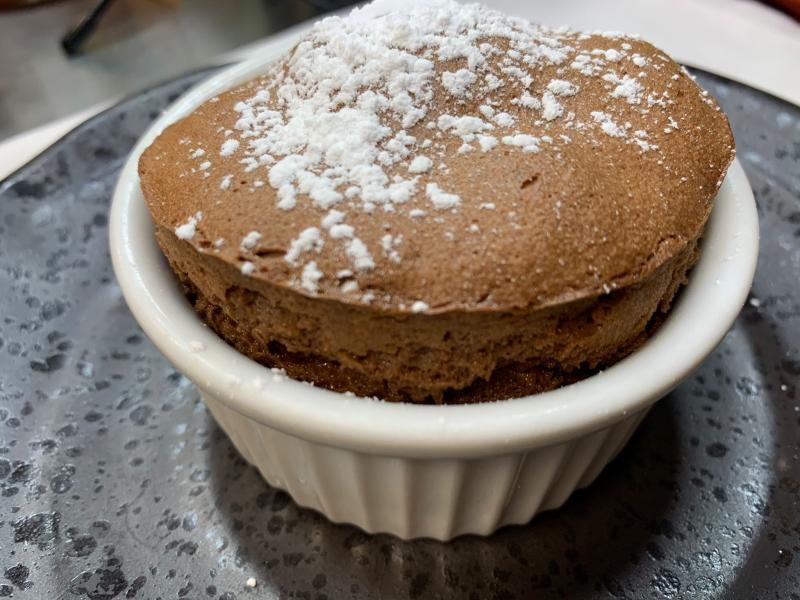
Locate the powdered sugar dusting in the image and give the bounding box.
[541,92,563,121]
[411,300,429,313]
[175,211,203,240]
[240,230,262,251]
[442,68,478,98]
[502,134,540,152]
[477,134,498,151]
[285,227,323,265]
[321,209,345,230]
[301,261,323,293]
[183,0,715,308]
[493,112,516,127]
[220,139,240,156]
[346,238,376,271]
[409,155,433,173]
[426,183,461,210]
[604,73,644,104]
[591,111,626,137]
[546,79,579,97]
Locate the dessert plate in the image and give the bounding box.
[0,66,797,598]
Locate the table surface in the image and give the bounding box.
[0,0,327,140]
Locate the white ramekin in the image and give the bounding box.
[109,51,759,540]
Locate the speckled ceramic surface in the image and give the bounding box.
[0,68,798,599]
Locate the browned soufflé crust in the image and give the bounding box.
[138,1,735,404]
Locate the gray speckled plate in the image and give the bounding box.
[0,67,798,600]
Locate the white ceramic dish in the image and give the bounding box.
[109,51,759,540]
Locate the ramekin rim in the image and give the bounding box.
[109,52,759,458]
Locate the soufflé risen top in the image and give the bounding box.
[139,0,735,404]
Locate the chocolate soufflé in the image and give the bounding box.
[138,0,735,404]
